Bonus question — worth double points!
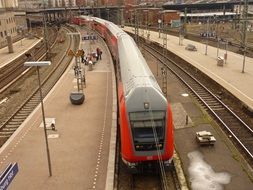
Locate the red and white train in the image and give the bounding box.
[72,16,174,171]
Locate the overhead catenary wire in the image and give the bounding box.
[143,89,170,190]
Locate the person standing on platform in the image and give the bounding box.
[97,47,102,60]
[81,49,85,63]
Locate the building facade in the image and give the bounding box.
[0,11,18,46]
[18,0,44,9]
[0,0,18,8]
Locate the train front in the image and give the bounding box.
[120,85,174,171]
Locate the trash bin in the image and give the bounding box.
[88,61,93,71]
[217,56,224,66]
[70,92,85,105]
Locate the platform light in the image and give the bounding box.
[144,102,149,109]
[24,61,52,177]
[181,93,189,97]
[24,61,51,67]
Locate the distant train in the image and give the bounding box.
[72,16,174,171]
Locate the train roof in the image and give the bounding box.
[106,22,125,37]
[118,34,163,98]
[84,16,125,37]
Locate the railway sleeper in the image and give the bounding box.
[26,102,39,106]
[21,107,34,111]
[11,118,24,122]
[14,115,27,119]
[202,98,218,102]
[16,112,29,116]
[18,112,31,116]
[1,127,17,132]
[210,107,225,111]
[22,106,37,110]
[204,101,220,105]
[208,105,223,109]
[0,134,11,138]
[203,99,218,102]
[217,115,238,121]
[29,99,40,103]
[213,109,231,114]
[5,124,18,129]
[189,85,201,90]
[195,90,212,95]
[0,130,14,135]
[7,121,22,125]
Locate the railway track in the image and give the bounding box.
[0,25,79,146]
[0,27,58,92]
[129,161,180,190]
[142,41,253,166]
[115,109,181,189]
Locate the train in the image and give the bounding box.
[71,16,174,171]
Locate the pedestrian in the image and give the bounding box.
[98,49,103,60]
[74,65,78,76]
[99,50,102,60]
[96,48,100,60]
[81,49,85,63]
[84,56,88,65]
[97,48,102,60]
[51,118,56,131]
[95,52,99,61]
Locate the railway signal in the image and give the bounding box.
[67,49,86,105]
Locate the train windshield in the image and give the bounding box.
[129,111,166,151]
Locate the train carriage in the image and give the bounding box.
[76,15,174,171]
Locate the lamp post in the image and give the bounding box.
[24,61,52,177]
[106,8,109,21]
[42,0,50,60]
[205,18,209,55]
[158,19,162,38]
[143,10,148,36]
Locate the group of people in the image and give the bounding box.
[80,47,103,66]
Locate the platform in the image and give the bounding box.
[124,27,253,111]
[0,37,42,68]
[0,32,117,189]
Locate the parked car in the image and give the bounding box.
[196,130,216,145]
[185,44,197,51]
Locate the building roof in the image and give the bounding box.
[180,11,237,17]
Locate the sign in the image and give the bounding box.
[0,163,19,190]
[200,32,215,38]
[82,35,97,41]
[67,49,75,56]
[76,49,84,57]
[171,20,181,28]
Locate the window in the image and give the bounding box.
[129,111,166,151]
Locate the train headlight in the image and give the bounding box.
[144,102,149,109]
